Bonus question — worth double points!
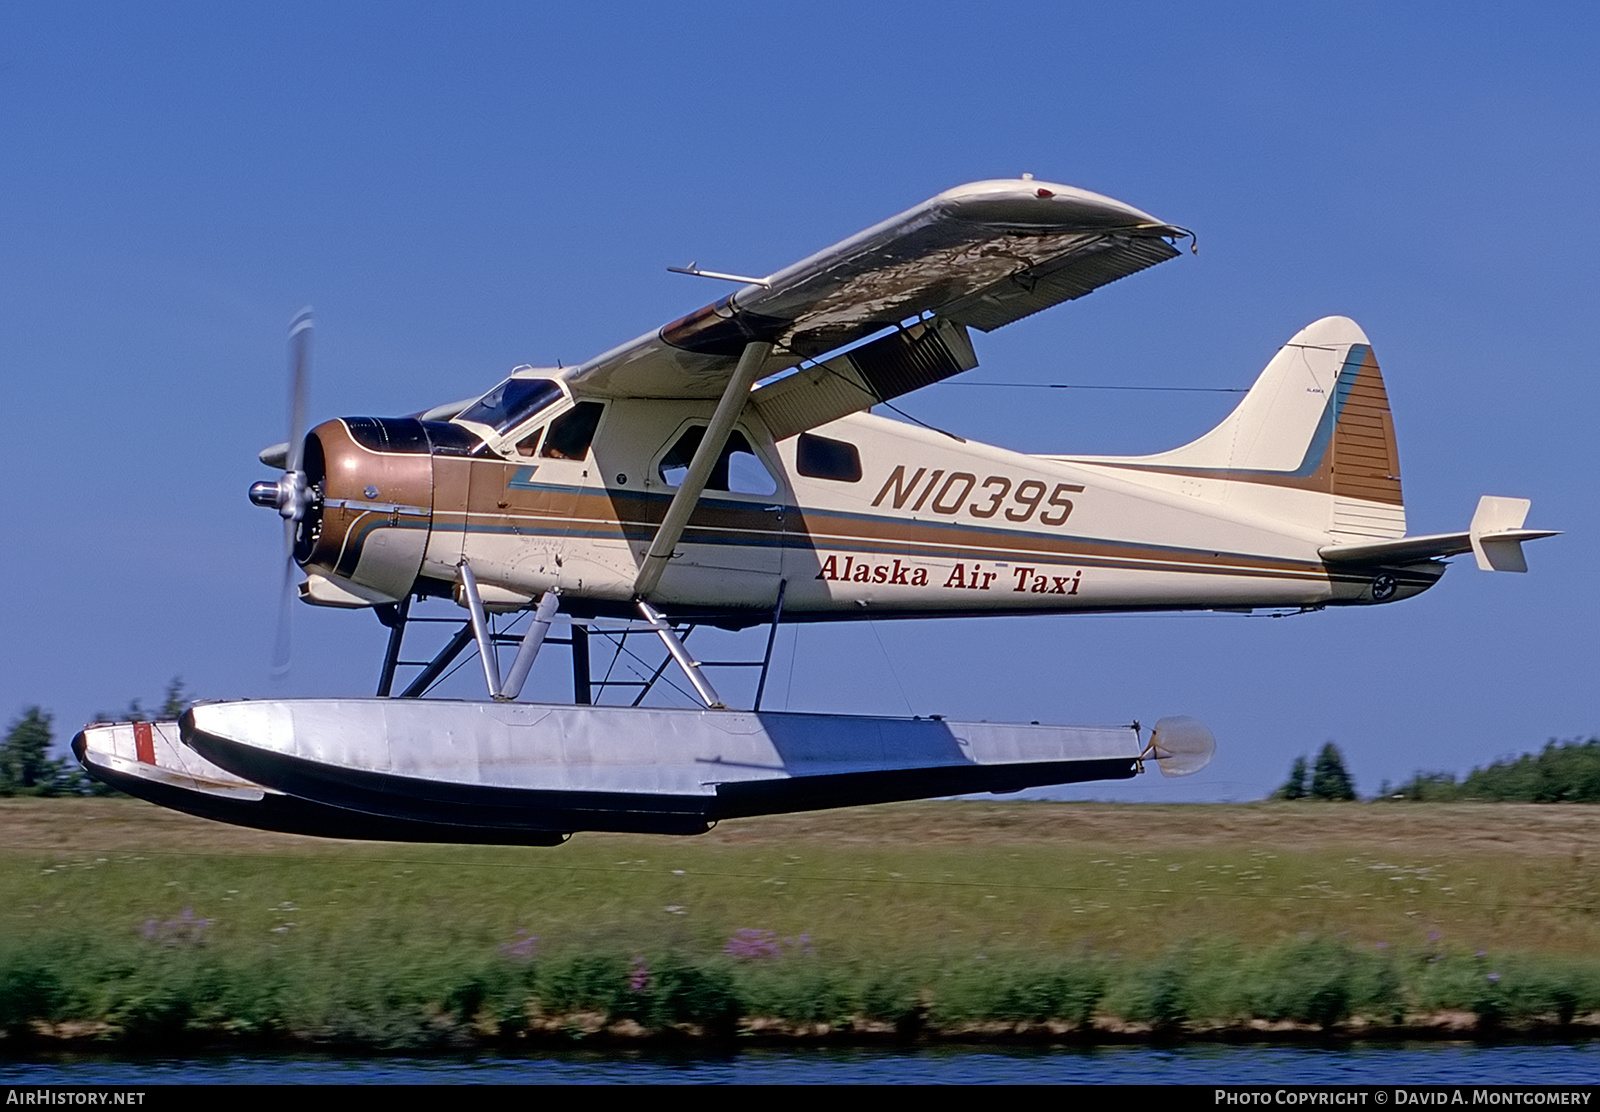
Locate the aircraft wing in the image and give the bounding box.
[561,179,1187,426]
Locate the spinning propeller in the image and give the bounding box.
[1146,716,1216,777]
[248,308,316,675]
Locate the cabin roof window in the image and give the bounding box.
[796,432,862,482]
[659,427,777,496]
[457,377,564,434]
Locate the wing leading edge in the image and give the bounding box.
[562,178,1187,413]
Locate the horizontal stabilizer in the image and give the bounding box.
[1320,496,1558,571]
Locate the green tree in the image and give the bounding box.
[158,677,190,720]
[1383,738,1600,804]
[1309,742,1356,801]
[1389,771,1462,802]
[1275,755,1308,800]
[96,676,190,724]
[1,708,69,796]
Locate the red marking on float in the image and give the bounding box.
[134,721,155,765]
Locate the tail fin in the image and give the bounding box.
[1067,317,1405,540]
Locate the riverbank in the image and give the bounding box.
[4,797,1598,1049]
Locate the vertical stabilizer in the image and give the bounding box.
[1062,317,1405,541]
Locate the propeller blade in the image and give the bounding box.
[273,308,313,677]
[272,518,297,677]
[1148,715,1217,778]
[286,308,313,474]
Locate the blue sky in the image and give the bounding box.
[3,2,1595,801]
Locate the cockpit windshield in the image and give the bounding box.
[456,377,564,434]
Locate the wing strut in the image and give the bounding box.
[632,340,773,600]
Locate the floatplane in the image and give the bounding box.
[75,178,1555,843]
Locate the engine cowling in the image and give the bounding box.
[288,418,466,605]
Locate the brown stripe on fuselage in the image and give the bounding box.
[782,504,1329,580]
[439,458,784,544]
[434,471,1341,586]
[428,489,1441,593]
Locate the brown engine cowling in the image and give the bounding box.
[295,417,465,603]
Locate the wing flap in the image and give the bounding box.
[751,318,977,440]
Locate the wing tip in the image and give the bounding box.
[934,177,1172,229]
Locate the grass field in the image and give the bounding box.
[4,797,1599,1045]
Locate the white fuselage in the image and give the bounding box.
[378,403,1425,621]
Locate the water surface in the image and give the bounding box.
[8,1042,1599,1084]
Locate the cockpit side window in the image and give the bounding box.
[539,401,605,461]
[659,427,778,496]
[457,377,564,434]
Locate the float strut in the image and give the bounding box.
[572,624,592,705]
[499,590,560,701]
[375,594,412,697]
[637,599,724,709]
[753,579,786,712]
[457,559,502,699]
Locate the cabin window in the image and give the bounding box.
[515,428,543,457]
[659,427,778,496]
[796,432,862,482]
[457,377,563,434]
[539,401,605,460]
